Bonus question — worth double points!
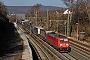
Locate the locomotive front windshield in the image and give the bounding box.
[60,39,68,42]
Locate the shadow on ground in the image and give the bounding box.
[0,23,23,59]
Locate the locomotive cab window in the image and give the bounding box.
[60,39,68,42]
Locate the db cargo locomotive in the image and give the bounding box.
[30,26,71,52]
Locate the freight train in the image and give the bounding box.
[30,25,71,52]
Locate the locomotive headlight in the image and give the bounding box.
[66,44,69,46]
[60,44,62,46]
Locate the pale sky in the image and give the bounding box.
[0,0,66,7]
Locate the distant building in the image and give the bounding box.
[16,14,25,20]
[63,9,71,14]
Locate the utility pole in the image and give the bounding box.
[65,0,72,37]
[67,10,70,37]
[76,23,78,40]
[65,22,67,36]
[47,10,49,30]
[36,11,37,26]
[57,21,58,33]
[50,20,51,27]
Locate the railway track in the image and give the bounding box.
[30,34,79,60]
[70,40,90,52]
[30,34,61,60]
[70,41,90,60]
[18,24,90,60]
[20,25,61,60]
[28,34,51,60]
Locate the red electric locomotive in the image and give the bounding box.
[45,31,71,52]
[31,26,71,52]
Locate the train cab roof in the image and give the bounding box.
[46,31,55,34]
[34,26,44,29]
[47,31,67,38]
[57,34,67,38]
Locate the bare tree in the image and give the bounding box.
[31,4,41,17]
[61,0,77,8]
[0,1,7,16]
[62,0,90,39]
[62,0,90,24]
[27,3,42,18]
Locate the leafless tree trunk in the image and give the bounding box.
[0,1,7,16]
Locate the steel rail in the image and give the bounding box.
[71,44,90,59]
[18,24,88,60]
